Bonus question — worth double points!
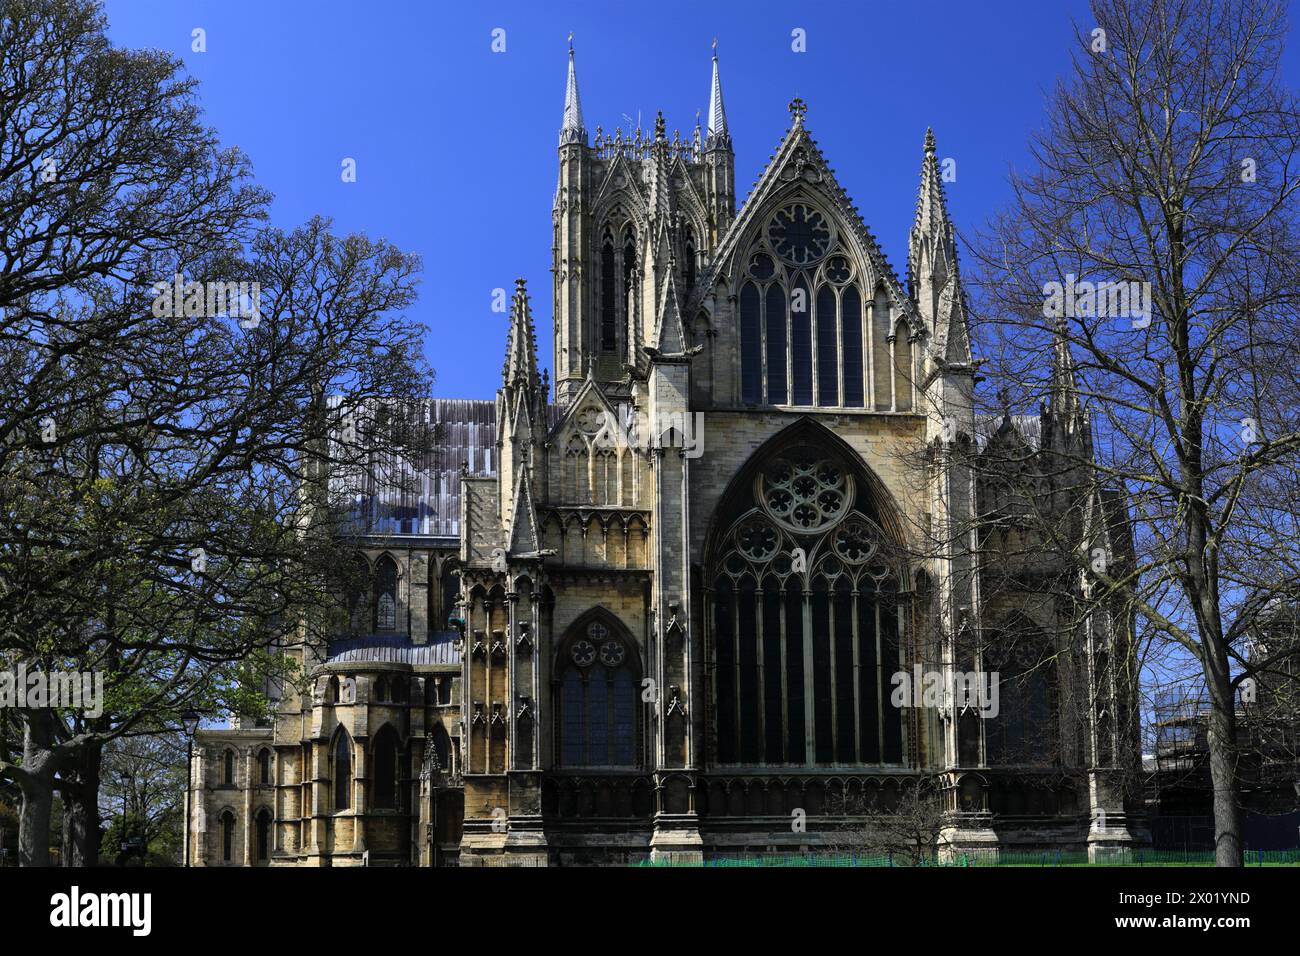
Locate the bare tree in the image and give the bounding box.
[826,775,947,865]
[970,0,1300,865]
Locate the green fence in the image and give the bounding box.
[636,848,1300,867]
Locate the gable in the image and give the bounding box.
[686,120,923,339]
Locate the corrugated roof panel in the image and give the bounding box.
[326,631,462,666]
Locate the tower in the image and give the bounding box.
[551,41,725,404]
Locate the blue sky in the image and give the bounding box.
[100,0,1299,401]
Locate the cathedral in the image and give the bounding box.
[186,45,1145,866]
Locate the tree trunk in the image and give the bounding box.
[60,741,103,866]
[1205,664,1244,867]
[18,710,61,866]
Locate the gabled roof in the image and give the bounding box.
[686,105,922,335]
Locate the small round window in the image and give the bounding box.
[757,453,853,534]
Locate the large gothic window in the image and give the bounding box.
[708,440,904,766]
[556,618,640,768]
[984,632,1057,766]
[737,203,878,409]
[374,555,398,631]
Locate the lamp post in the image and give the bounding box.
[182,710,200,867]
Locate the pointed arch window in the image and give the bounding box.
[708,441,904,767]
[684,225,697,291]
[255,809,271,862]
[430,722,452,773]
[556,619,641,768]
[343,554,369,635]
[985,632,1058,766]
[374,555,398,631]
[815,285,838,405]
[332,729,353,811]
[790,276,813,405]
[220,810,235,863]
[223,749,235,786]
[739,282,762,404]
[622,227,638,332]
[440,564,461,631]
[841,286,864,407]
[765,284,787,404]
[600,231,617,351]
[737,205,888,409]
[258,748,271,786]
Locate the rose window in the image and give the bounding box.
[759,456,850,533]
[768,204,831,265]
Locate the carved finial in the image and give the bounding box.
[997,386,1011,421]
[568,31,574,52]
[655,110,666,141]
[924,126,936,155]
[788,96,808,122]
[712,37,718,55]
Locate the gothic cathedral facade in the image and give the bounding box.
[187,47,1145,866]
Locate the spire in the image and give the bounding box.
[707,40,729,143]
[502,278,541,397]
[912,127,953,252]
[560,37,586,146]
[1048,317,1082,421]
[909,128,971,367]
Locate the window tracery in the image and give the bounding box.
[556,618,640,768]
[737,201,913,411]
[709,443,903,767]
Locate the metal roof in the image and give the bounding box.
[326,631,462,667]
